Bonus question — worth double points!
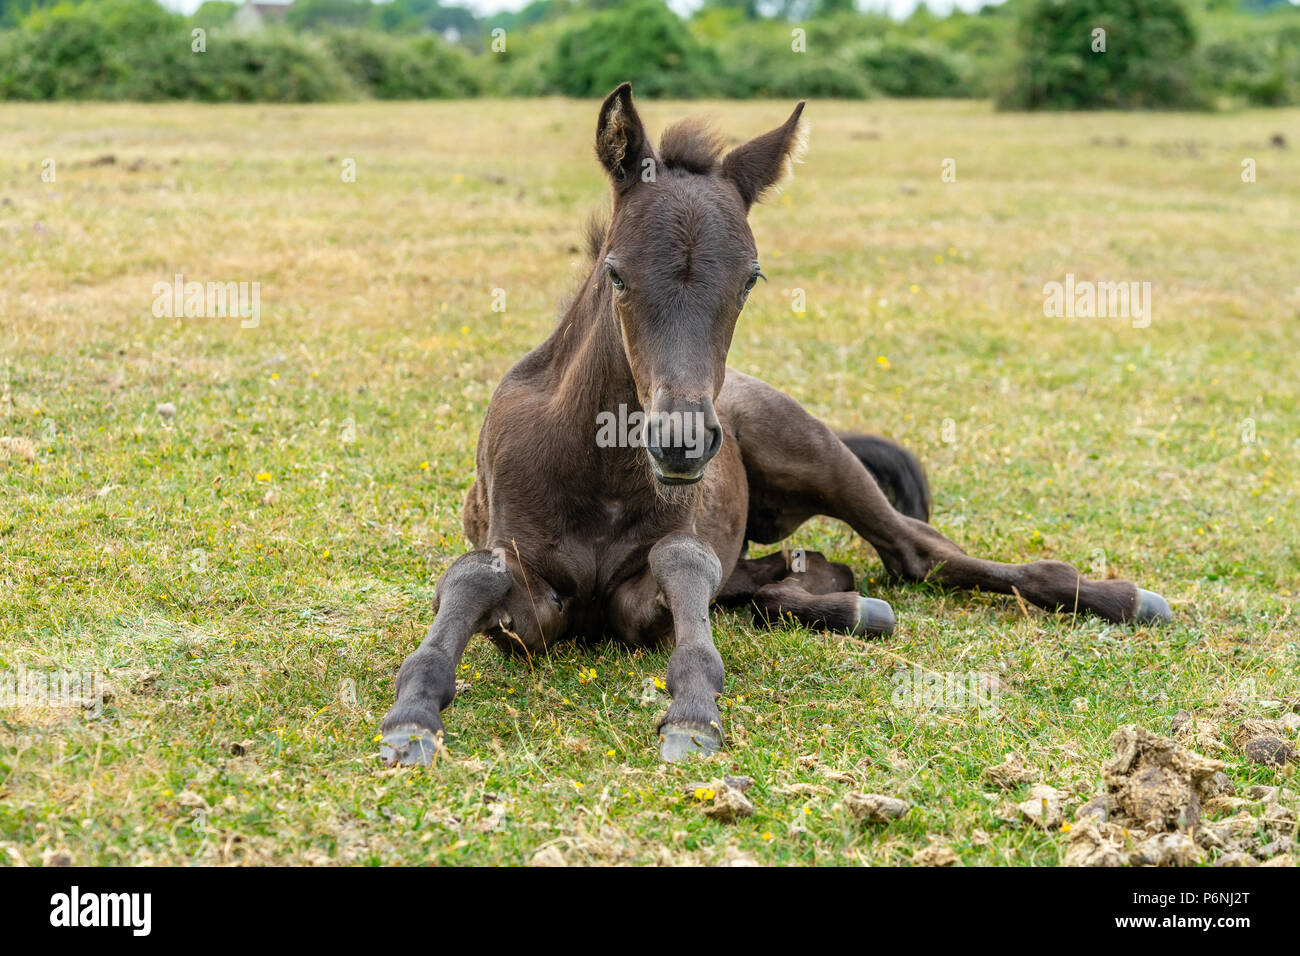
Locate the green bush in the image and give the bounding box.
[286,0,371,31]
[326,30,480,99]
[1195,9,1300,107]
[750,54,874,99]
[0,0,352,101]
[848,38,968,98]
[2,0,1300,108]
[999,0,1203,110]
[190,31,354,102]
[696,16,873,99]
[190,0,236,31]
[0,0,182,99]
[543,0,724,98]
[1199,37,1285,104]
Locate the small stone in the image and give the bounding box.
[156,402,177,419]
[1214,852,1257,867]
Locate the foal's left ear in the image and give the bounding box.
[721,102,808,208]
[595,82,655,192]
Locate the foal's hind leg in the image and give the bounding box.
[719,549,895,635]
[723,373,1170,624]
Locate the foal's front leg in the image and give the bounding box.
[379,551,511,765]
[647,533,726,761]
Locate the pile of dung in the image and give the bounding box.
[683,775,754,824]
[846,792,910,824]
[982,752,1037,791]
[1233,718,1297,767]
[1103,724,1226,829]
[1065,724,1295,867]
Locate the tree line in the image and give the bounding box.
[1,0,1298,107]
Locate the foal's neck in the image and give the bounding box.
[548,266,638,416]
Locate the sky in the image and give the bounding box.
[160,0,1001,21]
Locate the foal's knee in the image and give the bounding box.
[432,550,513,620]
[648,533,723,599]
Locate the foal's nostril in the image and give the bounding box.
[645,417,663,459]
[642,395,722,480]
[704,422,723,462]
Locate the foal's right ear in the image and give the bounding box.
[595,83,654,191]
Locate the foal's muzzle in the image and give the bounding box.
[645,397,723,484]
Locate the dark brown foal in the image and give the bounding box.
[379,84,1170,766]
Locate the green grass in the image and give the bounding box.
[0,99,1296,865]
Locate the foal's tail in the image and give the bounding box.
[838,433,931,522]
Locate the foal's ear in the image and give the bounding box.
[595,82,654,191]
[721,102,808,208]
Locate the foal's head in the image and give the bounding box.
[593,83,806,485]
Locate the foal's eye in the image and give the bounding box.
[605,263,625,292]
[743,266,764,296]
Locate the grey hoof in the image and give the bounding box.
[1132,589,1172,625]
[658,724,722,762]
[379,724,445,766]
[851,596,895,636]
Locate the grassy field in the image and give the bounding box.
[1,99,1297,866]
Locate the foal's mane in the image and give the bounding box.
[657,116,729,174]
